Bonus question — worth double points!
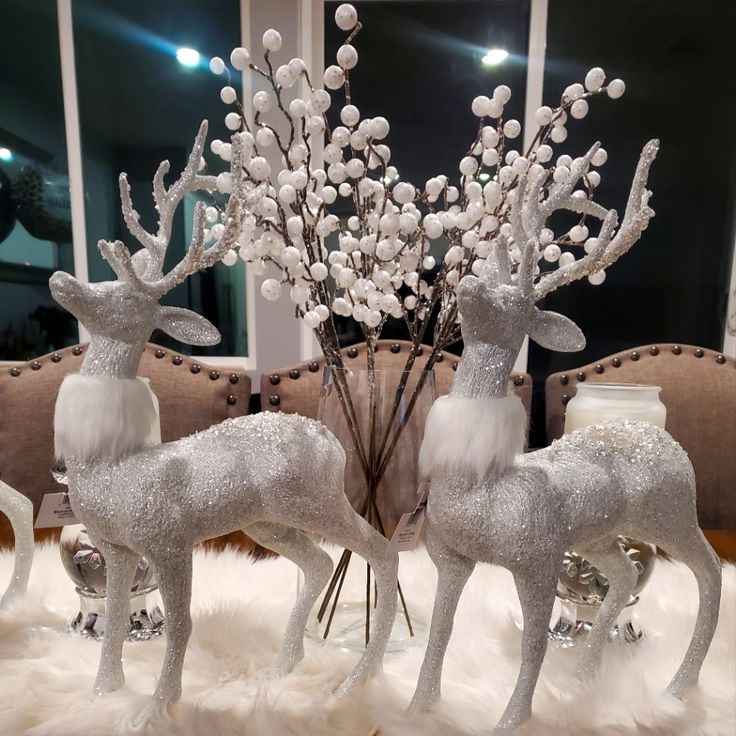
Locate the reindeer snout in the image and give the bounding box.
[49,271,82,310]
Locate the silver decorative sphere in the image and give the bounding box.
[59,524,163,640]
[557,537,656,605]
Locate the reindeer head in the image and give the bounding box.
[50,121,264,378]
[453,139,659,395]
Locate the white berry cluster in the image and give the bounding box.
[206,3,627,343]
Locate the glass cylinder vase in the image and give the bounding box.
[551,383,665,645]
[307,366,436,651]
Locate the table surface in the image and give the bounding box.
[0,545,734,736]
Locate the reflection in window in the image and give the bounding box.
[0,1,77,360]
[72,0,247,356]
[324,0,530,349]
[528,0,736,446]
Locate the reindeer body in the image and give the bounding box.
[48,123,399,725]
[409,140,722,731]
[427,420,693,569]
[65,412,345,547]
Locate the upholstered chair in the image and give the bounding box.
[260,339,533,417]
[545,344,736,555]
[0,343,253,550]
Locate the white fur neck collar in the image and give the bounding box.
[419,394,527,481]
[54,374,158,462]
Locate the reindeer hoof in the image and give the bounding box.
[91,669,125,698]
[336,657,378,699]
[406,693,434,716]
[131,693,178,731]
[274,648,302,678]
[666,675,698,700]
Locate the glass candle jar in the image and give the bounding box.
[564,383,666,433]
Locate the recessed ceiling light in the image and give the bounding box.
[482,48,509,66]
[176,47,200,68]
[0,147,13,162]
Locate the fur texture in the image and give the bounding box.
[419,395,527,480]
[0,545,733,736]
[54,374,157,461]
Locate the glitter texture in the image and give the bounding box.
[48,125,399,725]
[408,141,722,731]
[0,480,34,608]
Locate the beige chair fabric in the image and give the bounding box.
[545,344,736,530]
[0,343,252,548]
[260,339,533,417]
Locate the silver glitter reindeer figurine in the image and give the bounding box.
[409,140,722,731]
[0,481,33,608]
[49,121,398,725]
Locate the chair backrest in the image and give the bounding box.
[0,343,251,546]
[260,339,533,418]
[545,343,736,530]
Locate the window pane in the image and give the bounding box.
[325,0,530,347]
[0,1,76,360]
[528,0,736,445]
[72,0,247,356]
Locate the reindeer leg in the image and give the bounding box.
[407,529,474,714]
[133,549,192,727]
[321,499,399,696]
[244,521,333,677]
[647,526,721,697]
[0,491,33,608]
[496,563,557,732]
[92,540,139,696]
[575,538,638,680]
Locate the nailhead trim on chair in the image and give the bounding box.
[9,343,250,417]
[261,341,532,413]
[552,344,734,408]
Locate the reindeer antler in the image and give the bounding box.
[503,139,659,301]
[101,121,266,298]
[117,120,219,281]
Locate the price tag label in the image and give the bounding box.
[389,486,428,552]
[35,492,79,528]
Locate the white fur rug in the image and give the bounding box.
[0,545,733,736]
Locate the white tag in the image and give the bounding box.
[388,488,428,552]
[35,492,79,528]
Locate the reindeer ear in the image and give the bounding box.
[528,308,586,352]
[155,306,221,346]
